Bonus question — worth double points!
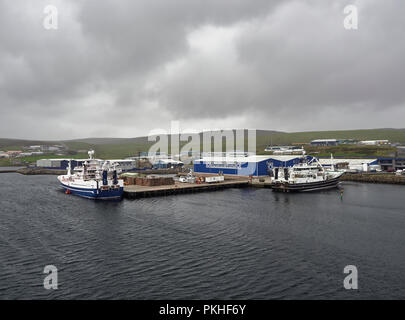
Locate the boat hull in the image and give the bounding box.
[60,182,123,200]
[272,176,341,193]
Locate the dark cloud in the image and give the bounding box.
[0,0,404,139]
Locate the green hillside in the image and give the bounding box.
[0,138,56,151]
[1,128,405,164]
[255,128,405,150]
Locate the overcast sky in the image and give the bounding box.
[0,0,404,139]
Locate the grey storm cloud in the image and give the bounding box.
[0,0,404,139]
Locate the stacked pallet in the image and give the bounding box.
[121,173,139,185]
[123,176,137,185]
[135,176,174,186]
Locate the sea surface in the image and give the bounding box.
[0,172,405,299]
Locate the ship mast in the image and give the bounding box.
[331,153,335,171]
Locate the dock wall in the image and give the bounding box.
[124,180,249,199]
[341,173,405,185]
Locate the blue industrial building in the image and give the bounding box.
[193,155,306,176]
[378,157,405,171]
[36,158,86,169]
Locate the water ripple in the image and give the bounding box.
[1,174,405,299]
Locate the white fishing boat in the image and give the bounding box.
[271,156,343,192]
[57,151,124,200]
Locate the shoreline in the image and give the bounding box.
[2,167,405,186]
[0,167,185,176]
[0,169,18,173]
[341,173,405,185]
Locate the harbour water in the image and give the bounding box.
[0,172,405,299]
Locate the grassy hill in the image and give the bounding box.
[1,128,405,165]
[255,128,405,150]
[0,138,57,151]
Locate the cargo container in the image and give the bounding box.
[205,176,225,183]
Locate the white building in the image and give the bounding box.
[359,140,390,146]
[265,146,305,155]
[28,145,42,150]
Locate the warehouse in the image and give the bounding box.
[310,139,338,146]
[36,159,86,169]
[378,157,405,171]
[193,155,305,176]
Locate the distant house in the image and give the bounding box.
[310,139,338,146]
[6,151,22,157]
